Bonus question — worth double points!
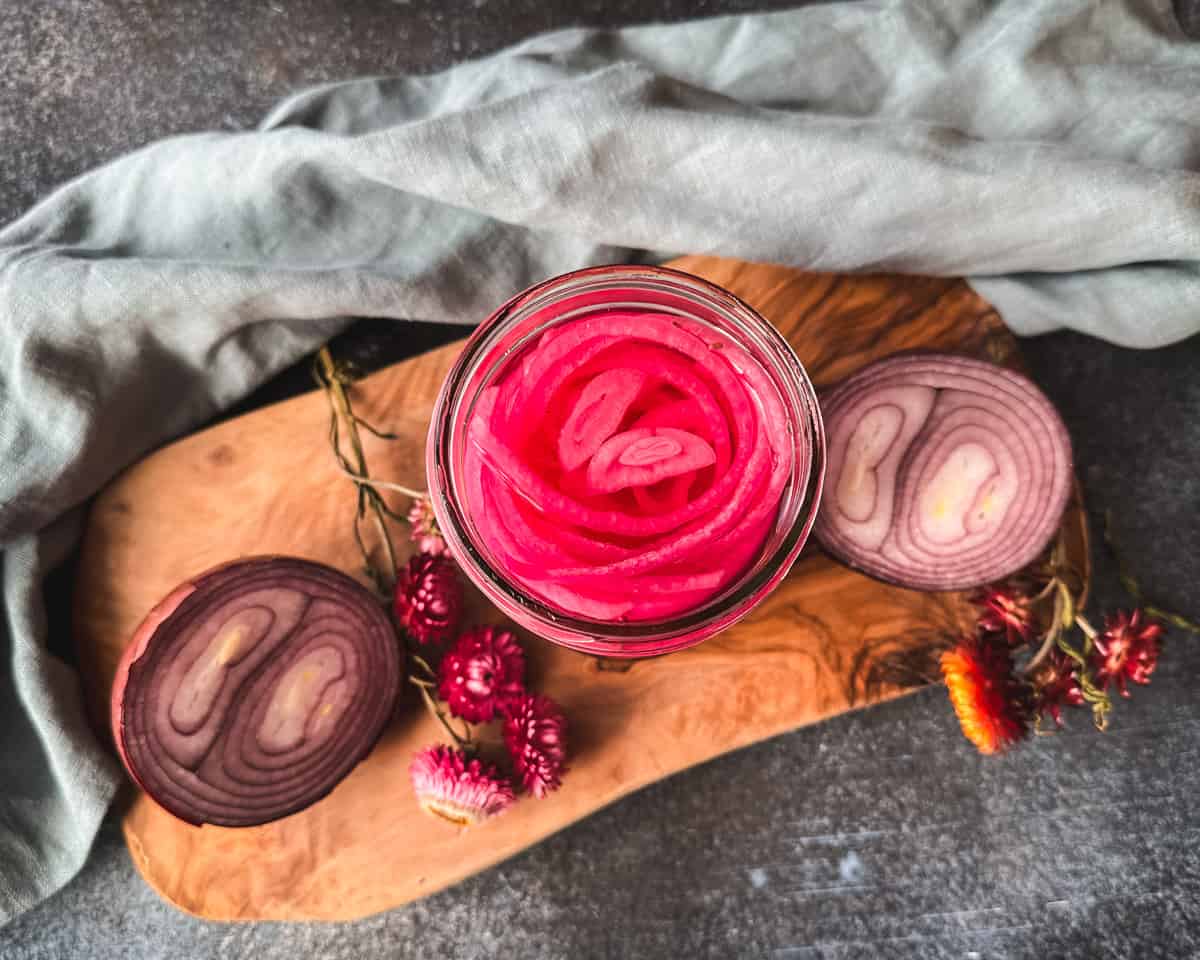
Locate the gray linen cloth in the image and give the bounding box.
[2,0,1198,923]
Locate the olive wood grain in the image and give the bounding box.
[73,256,1089,921]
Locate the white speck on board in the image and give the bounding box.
[838,850,864,884]
[749,867,769,889]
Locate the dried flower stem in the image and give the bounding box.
[315,348,477,758]
[1029,577,1059,605]
[1053,616,1111,731]
[329,459,427,501]
[410,653,438,683]
[1022,622,1059,675]
[315,346,399,594]
[1021,576,1073,675]
[407,654,479,749]
[410,676,475,749]
[1021,534,1087,676]
[1103,510,1200,635]
[1010,552,1111,729]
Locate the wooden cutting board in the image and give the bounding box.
[73,256,1089,922]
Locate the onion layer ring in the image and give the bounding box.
[111,557,401,827]
[815,354,1072,591]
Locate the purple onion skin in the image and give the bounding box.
[112,557,402,828]
[814,353,1073,592]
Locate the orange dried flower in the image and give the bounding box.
[941,635,1028,754]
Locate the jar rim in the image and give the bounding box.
[426,263,826,657]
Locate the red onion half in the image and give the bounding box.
[111,557,401,827]
[815,354,1072,591]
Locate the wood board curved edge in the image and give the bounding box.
[117,555,980,922]
[72,256,1090,922]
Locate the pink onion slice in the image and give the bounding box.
[110,556,401,827]
[815,353,1072,591]
[461,311,798,621]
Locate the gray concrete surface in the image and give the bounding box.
[2,2,1199,958]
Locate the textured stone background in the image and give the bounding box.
[2,2,1199,958]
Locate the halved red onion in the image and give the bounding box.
[815,354,1072,591]
[110,556,401,827]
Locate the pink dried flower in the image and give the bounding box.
[975,585,1037,647]
[407,497,447,556]
[1031,650,1085,727]
[1092,609,1164,697]
[393,552,462,645]
[409,745,514,826]
[503,694,568,798]
[438,626,526,724]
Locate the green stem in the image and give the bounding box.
[1030,577,1059,604]
[1103,510,1200,634]
[1022,621,1060,675]
[1054,623,1111,730]
[410,653,439,682]
[411,677,473,749]
[316,346,397,590]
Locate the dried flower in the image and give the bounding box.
[408,496,447,557]
[940,635,1028,754]
[503,694,568,798]
[1031,650,1085,727]
[975,585,1037,647]
[409,745,514,825]
[1092,609,1164,697]
[393,552,463,645]
[438,626,526,724]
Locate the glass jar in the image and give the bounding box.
[426,265,825,657]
